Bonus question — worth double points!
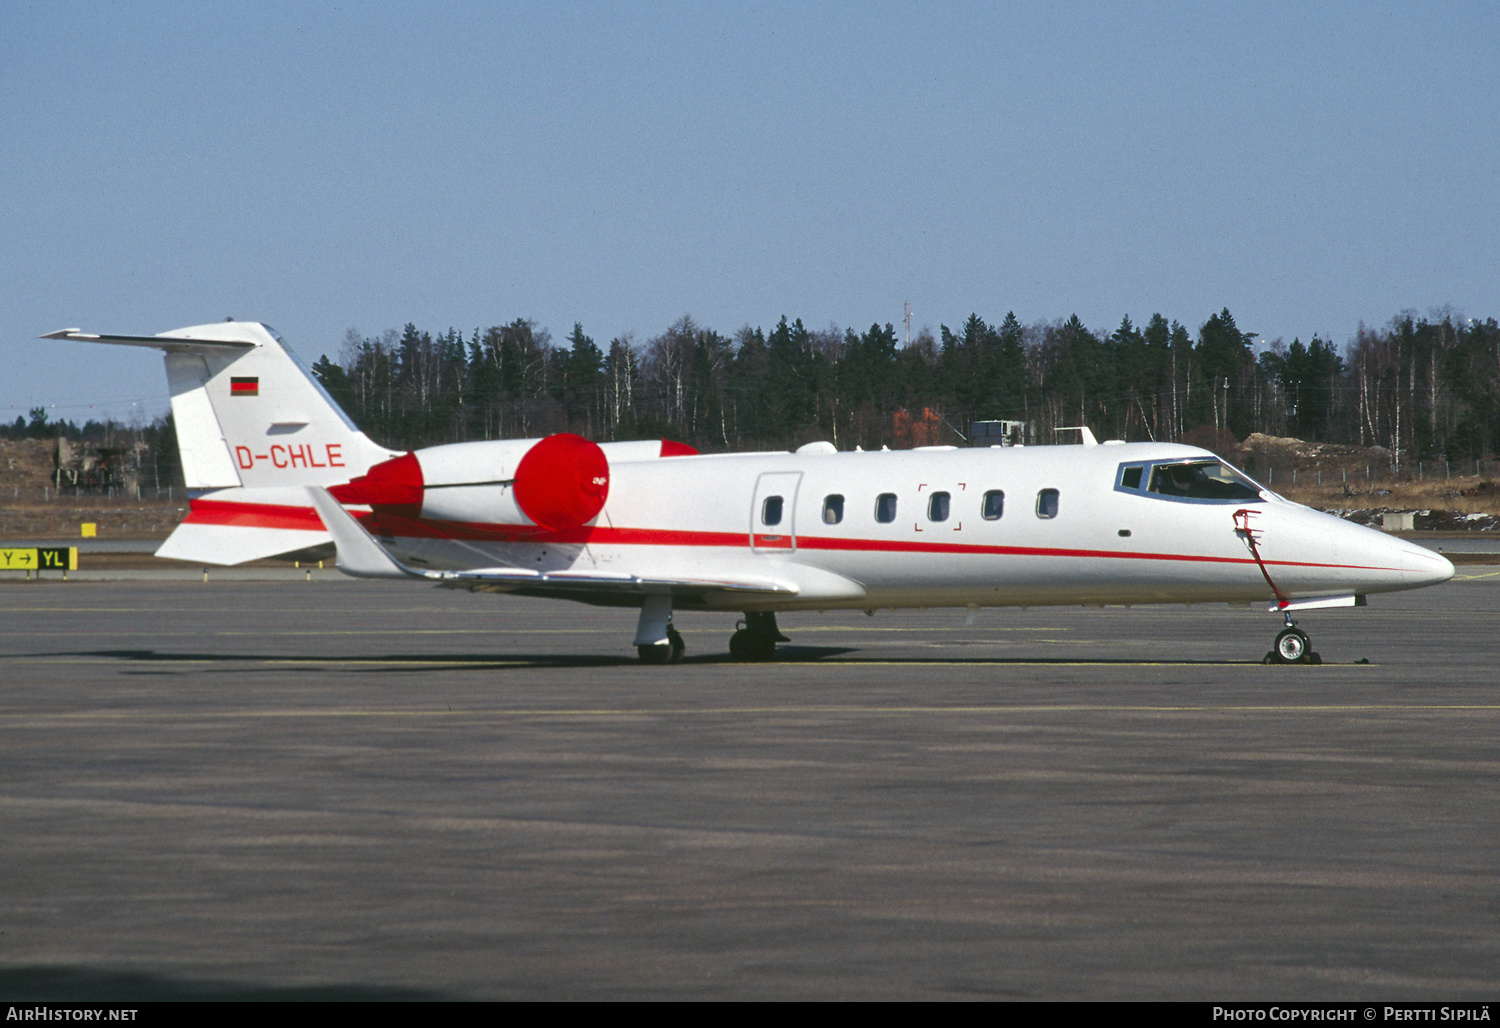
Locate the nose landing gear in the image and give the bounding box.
[1237,509,1325,665]
[1265,614,1321,665]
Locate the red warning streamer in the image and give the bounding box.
[1234,508,1289,608]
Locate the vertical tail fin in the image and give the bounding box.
[44,321,394,489]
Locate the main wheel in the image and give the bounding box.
[728,629,776,662]
[641,628,686,664]
[639,627,686,664]
[1274,627,1310,663]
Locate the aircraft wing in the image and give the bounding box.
[436,567,799,599]
[305,487,826,601]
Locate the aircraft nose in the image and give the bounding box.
[1395,541,1454,587]
[1315,511,1457,595]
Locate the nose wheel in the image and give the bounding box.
[1265,618,1322,665]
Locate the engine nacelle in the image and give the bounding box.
[511,433,610,530]
[330,434,695,532]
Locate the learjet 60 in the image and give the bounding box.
[46,321,1454,663]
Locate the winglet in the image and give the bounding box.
[305,487,425,580]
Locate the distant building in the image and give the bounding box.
[969,420,1032,447]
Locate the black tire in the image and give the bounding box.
[1274,628,1310,664]
[728,629,776,662]
[638,643,670,664]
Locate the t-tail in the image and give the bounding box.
[44,321,398,563]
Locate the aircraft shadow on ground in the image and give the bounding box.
[57,647,632,671]
[49,646,1287,668]
[0,964,447,1001]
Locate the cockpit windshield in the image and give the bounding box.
[1117,459,1264,503]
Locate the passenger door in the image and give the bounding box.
[750,472,801,553]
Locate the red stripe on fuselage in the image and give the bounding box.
[181,498,1405,573]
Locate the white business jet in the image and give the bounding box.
[46,321,1453,664]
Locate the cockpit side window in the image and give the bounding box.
[1116,459,1263,503]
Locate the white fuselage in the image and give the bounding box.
[377,441,1452,612]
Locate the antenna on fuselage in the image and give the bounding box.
[1058,426,1098,446]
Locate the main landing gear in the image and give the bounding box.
[634,594,685,664]
[638,625,685,665]
[728,611,789,662]
[1264,614,1322,665]
[633,600,790,664]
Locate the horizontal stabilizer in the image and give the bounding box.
[41,328,255,353]
[155,488,335,565]
[156,522,331,566]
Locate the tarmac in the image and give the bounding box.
[1,568,1498,999]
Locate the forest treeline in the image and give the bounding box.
[8,306,1497,473]
[307,307,1500,465]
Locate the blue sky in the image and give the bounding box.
[4,1,1497,424]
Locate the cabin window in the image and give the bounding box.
[875,493,898,523]
[1036,488,1059,519]
[981,490,1004,520]
[822,494,844,524]
[761,495,783,526]
[927,491,950,522]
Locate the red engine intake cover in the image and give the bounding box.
[512,434,610,531]
[327,451,424,515]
